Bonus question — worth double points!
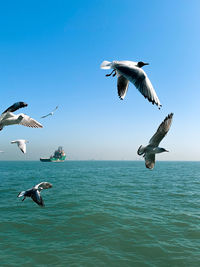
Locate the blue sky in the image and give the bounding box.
[0,0,200,160]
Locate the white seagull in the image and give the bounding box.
[11,139,28,154]
[17,182,52,207]
[137,113,173,169]
[41,106,59,118]
[101,60,161,108]
[0,102,43,131]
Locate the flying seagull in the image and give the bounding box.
[11,139,28,154]
[101,60,161,108]
[137,113,173,169]
[41,106,59,118]
[17,182,52,207]
[0,102,43,131]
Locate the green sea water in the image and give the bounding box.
[0,161,200,266]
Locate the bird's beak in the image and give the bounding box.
[143,63,149,65]
[165,150,169,152]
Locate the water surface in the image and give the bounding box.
[0,161,200,266]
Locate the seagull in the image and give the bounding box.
[17,182,52,207]
[11,139,28,153]
[100,60,161,108]
[137,113,173,169]
[41,106,59,118]
[0,102,43,131]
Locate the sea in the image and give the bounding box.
[0,161,200,267]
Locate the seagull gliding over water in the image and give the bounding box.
[0,102,43,131]
[11,139,28,154]
[41,106,59,118]
[101,60,161,108]
[18,182,52,207]
[137,113,173,169]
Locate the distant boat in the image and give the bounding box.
[40,146,66,162]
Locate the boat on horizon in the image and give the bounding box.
[40,146,66,162]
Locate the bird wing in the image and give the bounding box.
[41,113,51,118]
[31,190,44,206]
[115,63,161,108]
[11,140,26,153]
[2,102,27,114]
[149,113,173,146]
[19,114,43,128]
[117,74,129,100]
[53,106,58,112]
[145,153,155,169]
[34,182,52,191]
[18,141,26,154]
[0,112,14,122]
[17,191,26,198]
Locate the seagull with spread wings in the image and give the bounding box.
[17,182,52,207]
[0,102,43,131]
[137,113,173,169]
[101,60,161,108]
[41,106,58,118]
[11,139,28,154]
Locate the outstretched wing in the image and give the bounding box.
[31,190,44,206]
[145,153,155,169]
[2,102,28,114]
[115,63,161,108]
[18,141,26,153]
[11,140,26,153]
[41,113,51,118]
[34,182,52,191]
[149,113,173,146]
[117,74,129,100]
[17,191,26,198]
[19,114,43,128]
[53,106,58,112]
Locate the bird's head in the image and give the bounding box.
[137,61,149,68]
[162,148,169,153]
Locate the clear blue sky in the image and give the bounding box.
[0,0,200,160]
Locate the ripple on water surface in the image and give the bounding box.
[0,161,200,266]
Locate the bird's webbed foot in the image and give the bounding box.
[106,70,116,77]
[112,71,116,77]
[22,197,26,201]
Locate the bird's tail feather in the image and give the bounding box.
[17,191,26,198]
[100,61,112,69]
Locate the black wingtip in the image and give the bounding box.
[19,102,28,108]
[168,113,174,118]
[2,101,28,114]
